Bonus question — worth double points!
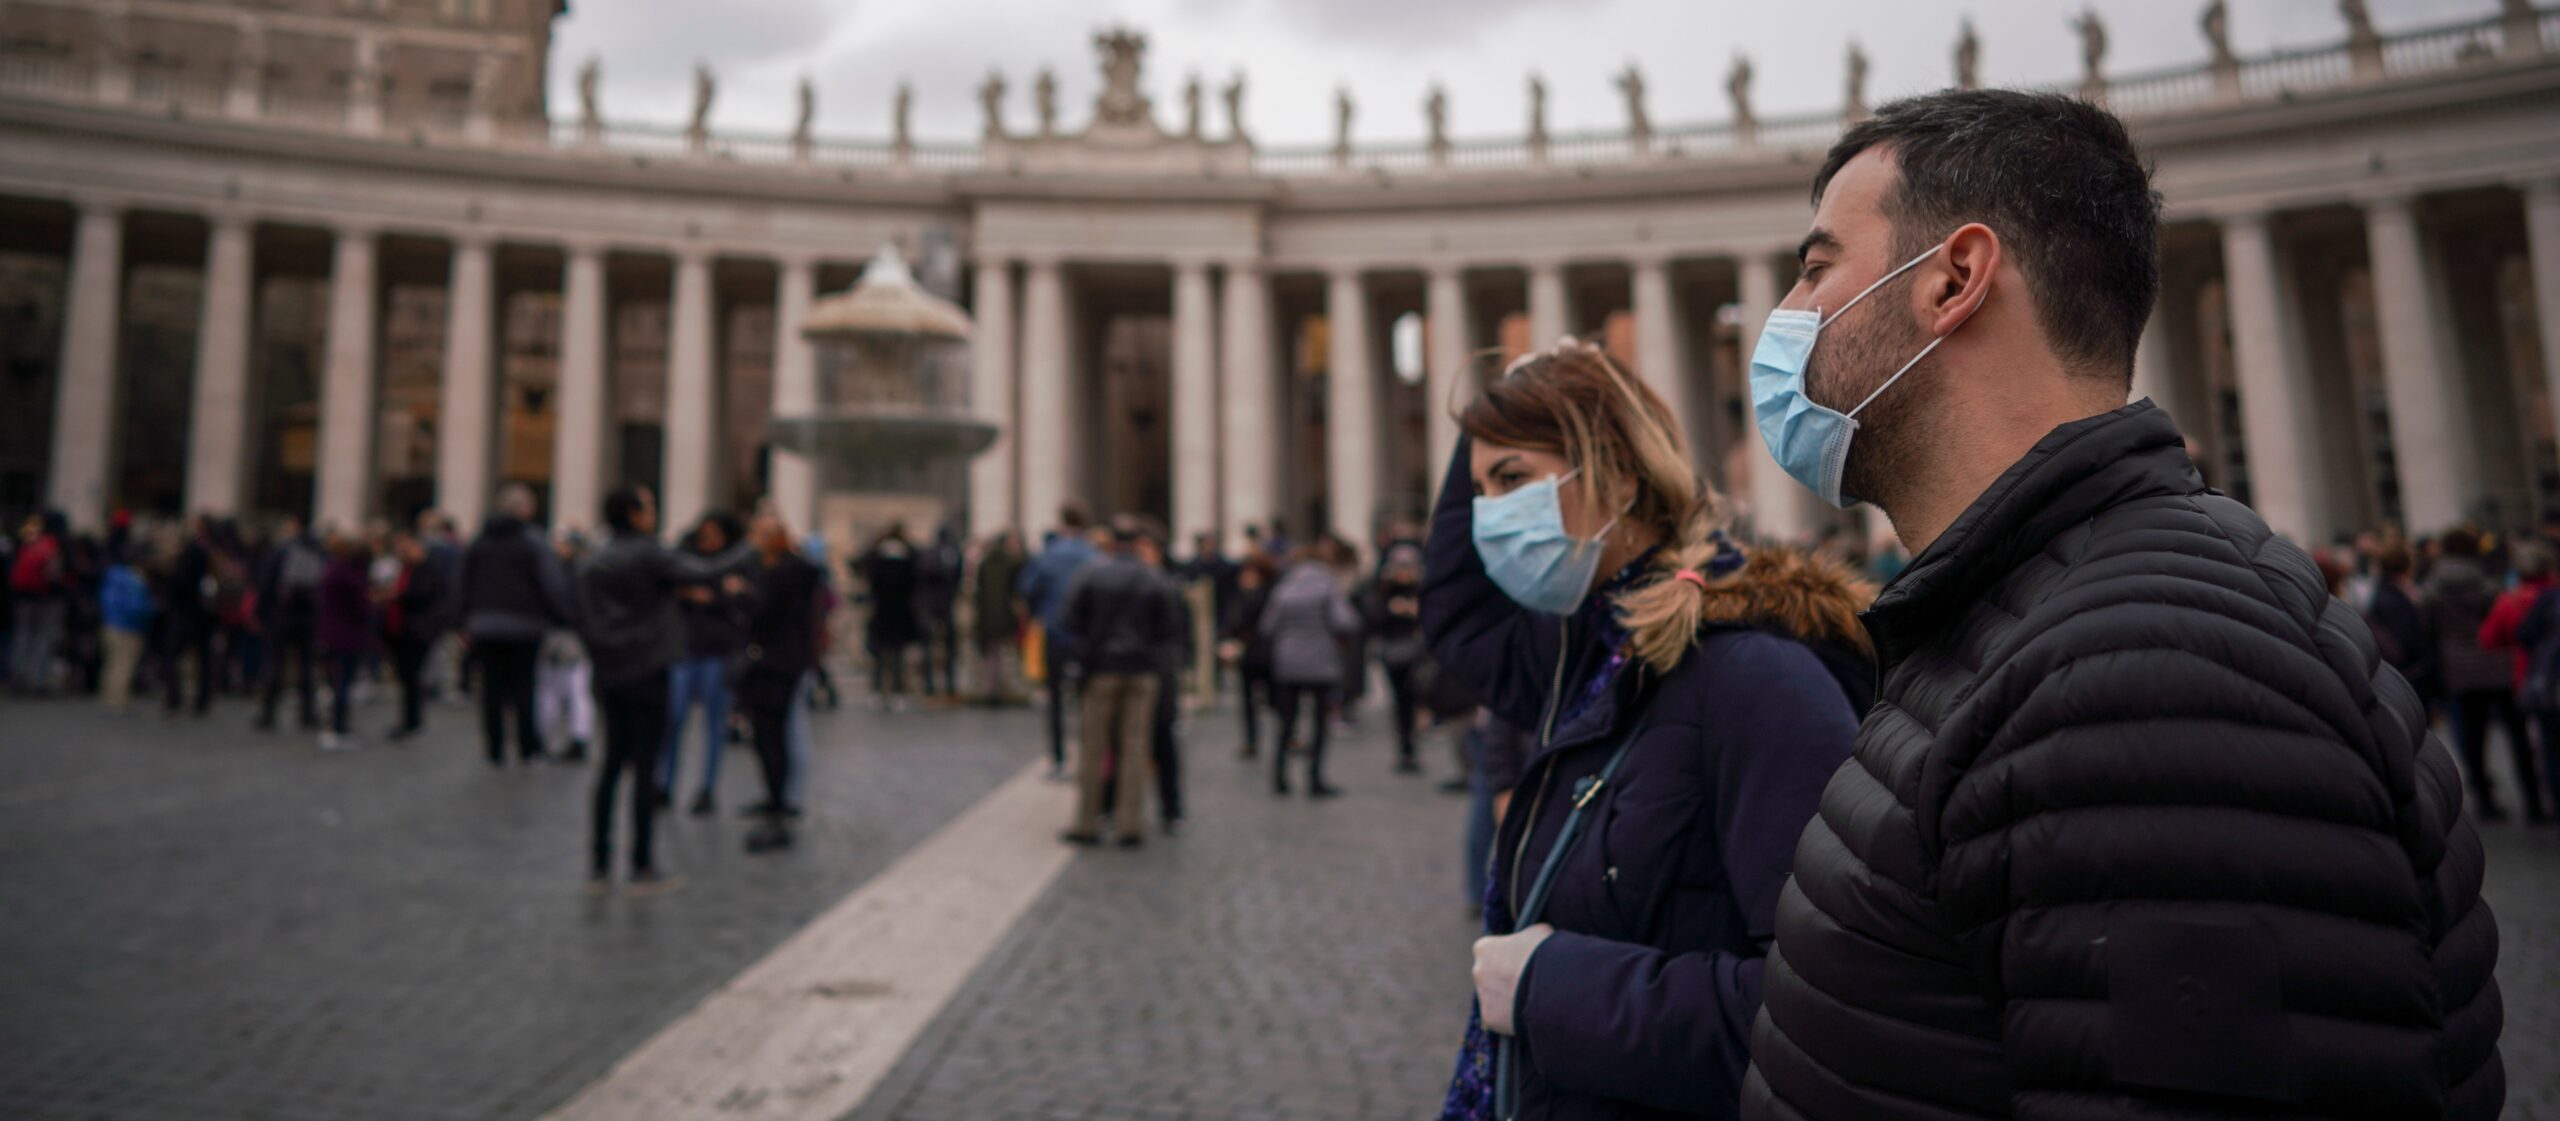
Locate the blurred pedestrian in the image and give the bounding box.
[916,525,963,698]
[1020,504,1099,777]
[537,533,594,761]
[251,515,325,730]
[661,512,747,813]
[6,510,68,695]
[1260,545,1359,797]
[736,512,825,852]
[97,532,156,711]
[1136,522,1189,834]
[380,530,448,741]
[1057,518,1181,846]
[158,515,224,717]
[2427,526,2528,820]
[314,531,373,751]
[971,530,1027,705]
[1365,542,1429,774]
[455,484,573,766]
[572,486,741,895]
[857,522,923,710]
[1221,554,1277,759]
[2362,538,2438,709]
[1423,339,1867,1121]
[2477,541,2554,823]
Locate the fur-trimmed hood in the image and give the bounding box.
[1692,543,1877,659]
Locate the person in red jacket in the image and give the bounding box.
[2475,542,2553,822]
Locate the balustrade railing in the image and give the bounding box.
[0,5,2550,180]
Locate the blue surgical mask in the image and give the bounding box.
[1472,469,1621,615]
[1749,241,1973,508]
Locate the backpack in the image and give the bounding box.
[2520,586,2560,714]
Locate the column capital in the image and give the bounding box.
[558,236,609,260]
[1221,257,1266,277]
[1324,262,1371,283]
[1169,255,1214,276]
[333,221,383,243]
[1422,260,1465,282]
[447,228,496,252]
[2350,189,2421,215]
[70,193,130,219]
[2206,206,2274,232]
[670,244,715,267]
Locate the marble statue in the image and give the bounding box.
[1222,71,1246,141]
[1618,63,1651,148]
[1091,27,1153,128]
[577,56,600,132]
[2343,0,2386,77]
[1183,74,1203,139]
[1728,54,1756,141]
[793,76,815,147]
[2504,0,2545,59]
[232,17,267,90]
[351,34,384,96]
[687,64,715,141]
[1333,86,1353,161]
[2202,0,2236,65]
[1846,41,1869,120]
[2073,7,2107,100]
[1527,72,1548,157]
[1425,83,1449,163]
[1956,18,1981,90]
[979,70,1005,139]
[469,52,504,115]
[1034,67,1057,137]
[894,82,913,152]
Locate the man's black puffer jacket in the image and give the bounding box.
[1742,401,2503,1120]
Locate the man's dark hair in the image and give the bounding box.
[603,486,649,533]
[1813,89,2161,383]
[1059,502,1092,531]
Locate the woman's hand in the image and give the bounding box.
[1472,923,1554,1035]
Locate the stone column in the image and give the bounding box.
[2528,180,2560,486]
[1018,256,1072,533]
[186,212,256,517]
[551,243,607,533]
[436,235,496,532]
[1171,257,1220,543]
[1326,266,1378,546]
[1630,254,1694,454]
[1735,252,1808,543]
[1424,265,1469,484]
[314,227,379,530]
[2219,213,2324,543]
[1527,259,1569,347]
[662,248,716,538]
[46,201,125,530]
[770,255,820,536]
[1220,260,1275,551]
[2364,196,2477,535]
[967,258,1018,536]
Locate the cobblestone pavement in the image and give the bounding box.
[846,705,1480,1121]
[0,687,1031,1121]
[1,684,2554,1121]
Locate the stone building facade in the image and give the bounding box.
[3,2,2559,552]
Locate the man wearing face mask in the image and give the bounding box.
[1740,91,2503,1120]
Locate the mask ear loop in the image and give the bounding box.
[1842,291,1986,422]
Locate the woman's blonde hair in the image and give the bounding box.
[1458,338,1733,672]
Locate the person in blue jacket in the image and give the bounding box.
[1424,339,1873,1121]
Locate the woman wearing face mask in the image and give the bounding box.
[1424,339,1874,1121]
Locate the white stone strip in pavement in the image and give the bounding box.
[540,761,1072,1121]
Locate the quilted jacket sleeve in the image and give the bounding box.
[1518,632,1859,1115]
[1933,524,2502,1119]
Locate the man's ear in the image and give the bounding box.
[1926,222,2000,336]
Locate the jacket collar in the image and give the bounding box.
[1862,400,2202,672]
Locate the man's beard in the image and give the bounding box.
[1803,304,1939,510]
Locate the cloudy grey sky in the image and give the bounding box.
[551,0,2503,147]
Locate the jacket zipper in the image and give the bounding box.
[1507,616,1573,919]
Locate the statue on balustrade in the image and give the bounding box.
[1617,63,1651,149]
[577,57,600,134]
[688,64,716,142]
[1527,73,1548,158]
[231,18,267,93]
[97,2,131,68]
[1845,41,1869,120]
[979,70,1006,140]
[470,53,505,117]
[351,34,385,99]
[2073,7,2108,101]
[792,76,814,149]
[2342,0,2386,77]
[893,82,912,154]
[1955,17,1981,90]
[1728,54,1756,143]
[1034,67,1057,137]
[1222,71,1247,142]
[1425,84,1450,163]
[1184,74,1203,139]
[2202,1,2237,66]
[1333,86,1354,162]
[1091,27,1154,129]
